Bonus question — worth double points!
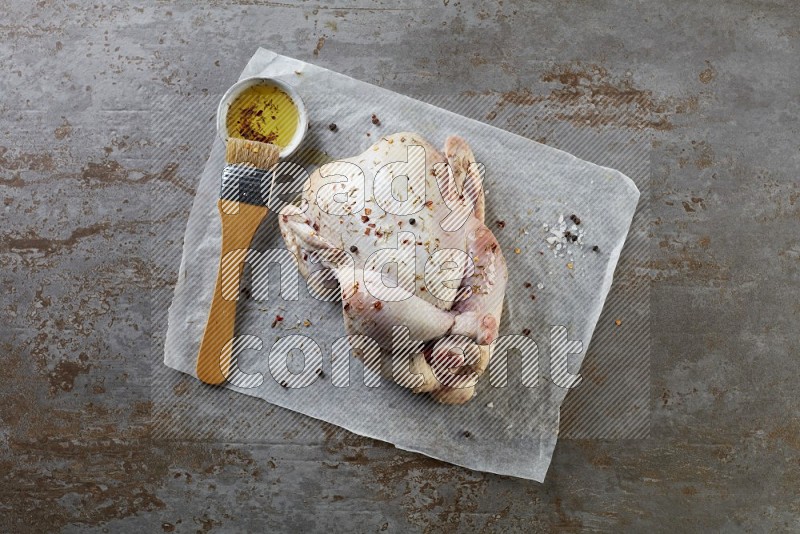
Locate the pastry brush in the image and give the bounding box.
[197,138,280,385]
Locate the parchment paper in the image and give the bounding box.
[163,48,640,481]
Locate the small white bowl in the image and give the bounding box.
[216,77,308,158]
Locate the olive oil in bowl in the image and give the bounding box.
[226,83,299,148]
[217,77,307,157]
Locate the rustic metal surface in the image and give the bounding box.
[1,0,798,532]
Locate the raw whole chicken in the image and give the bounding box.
[278,132,507,404]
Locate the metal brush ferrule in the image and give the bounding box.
[220,164,270,206]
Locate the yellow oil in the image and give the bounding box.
[226,83,299,148]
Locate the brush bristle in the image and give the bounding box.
[225,138,280,169]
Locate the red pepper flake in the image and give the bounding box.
[312,221,320,232]
[373,301,383,310]
[364,208,372,215]
[371,113,381,125]
[424,200,434,208]
[376,230,383,237]
[364,228,371,235]
[271,314,284,328]
[361,215,370,223]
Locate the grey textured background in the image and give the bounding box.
[1,0,798,532]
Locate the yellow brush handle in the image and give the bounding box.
[197,199,269,385]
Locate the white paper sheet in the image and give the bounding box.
[163,48,640,481]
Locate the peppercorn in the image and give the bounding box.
[349,245,358,253]
[328,123,338,131]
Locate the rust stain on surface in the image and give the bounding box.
[644,256,730,283]
[1,172,26,187]
[0,146,56,172]
[476,62,700,131]
[313,35,326,56]
[54,118,72,140]
[1,223,110,255]
[48,357,91,394]
[79,159,194,195]
[768,420,800,451]
[699,61,717,84]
